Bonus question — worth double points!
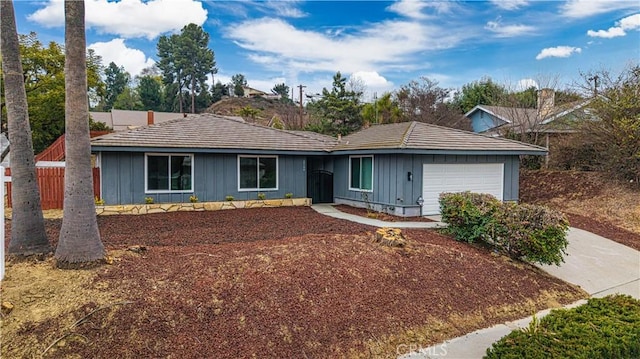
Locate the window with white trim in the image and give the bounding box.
[238,155,278,190]
[145,154,193,192]
[349,156,373,191]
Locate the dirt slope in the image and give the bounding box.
[205,97,308,129]
[520,170,640,250]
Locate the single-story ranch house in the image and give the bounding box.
[90,114,546,216]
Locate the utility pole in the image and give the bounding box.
[374,92,378,124]
[298,84,306,125]
[589,75,599,97]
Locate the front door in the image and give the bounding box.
[307,170,333,204]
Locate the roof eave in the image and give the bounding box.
[91,145,332,156]
[330,148,548,156]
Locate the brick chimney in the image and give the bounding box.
[537,88,555,120]
[147,110,154,125]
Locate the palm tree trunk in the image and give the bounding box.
[55,0,105,266]
[0,0,50,255]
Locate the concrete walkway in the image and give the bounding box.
[310,205,640,358]
[311,204,445,229]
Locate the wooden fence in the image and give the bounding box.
[5,167,100,210]
[35,131,111,162]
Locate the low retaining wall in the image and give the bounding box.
[95,198,312,216]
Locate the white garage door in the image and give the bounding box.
[422,163,504,215]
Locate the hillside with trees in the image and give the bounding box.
[205,96,305,129]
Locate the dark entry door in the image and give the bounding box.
[307,170,333,204]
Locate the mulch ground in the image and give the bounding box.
[333,205,435,222]
[520,170,640,251]
[2,207,585,359]
[564,213,640,252]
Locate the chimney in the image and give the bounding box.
[337,134,342,142]
[537,88,555,120]
[147,110,154,125]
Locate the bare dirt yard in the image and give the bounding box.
[520,170,640,251]
[2,207,585,358]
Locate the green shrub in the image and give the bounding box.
[439,192,501,243]
[485,295,640,359]
[439,192,569,265]
[489,203,569,266]
[257,193,266,200]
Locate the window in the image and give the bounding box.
[146,154,193,192]
[238,155,278,190]
[349,156,373,191]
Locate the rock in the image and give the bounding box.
[2,301,14,315]
[127,245,147,254]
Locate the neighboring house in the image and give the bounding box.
[464,89,594,167]
[241,86,280,99]
[91,114,545,215]
[90,110,184,131]
[465,89,593,137]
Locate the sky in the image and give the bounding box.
[11,0,640,101]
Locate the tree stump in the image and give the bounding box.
[374,228,406,247]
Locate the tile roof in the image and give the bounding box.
[332,121,546,153]
[91,115,545,154]
[91,114,337,152]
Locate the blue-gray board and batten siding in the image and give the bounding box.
[333,154,520,216]
[98,151,309,205]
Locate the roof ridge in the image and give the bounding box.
[400,121,416,148]
[412,121,547,151]
[205,113,338,150]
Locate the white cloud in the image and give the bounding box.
[387,0,430,19]
[517,78,538,90]
[350,71,395,98]
[28,0,207,40]
[226,17,468,76]
[535,46,582,60]
[587,27,626,38]
[485,20,535,37]
[490,0,529,10]
[387,0,457,19]
[587,13,640,38]
[561,0,638,18]
[258,2,306,18]
[620,13,640,28]
[89,39,155,76]
[350,71,391,88]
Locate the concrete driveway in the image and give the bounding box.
[539,227,640,298]
[401,227,640,359]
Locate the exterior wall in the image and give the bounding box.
[99,151,308,205]
[469,111,506,133]
[334,154,520,216]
